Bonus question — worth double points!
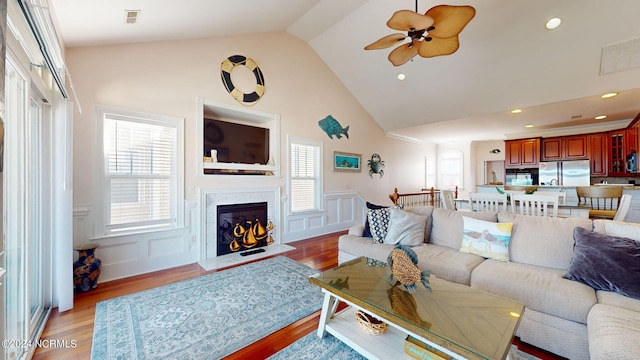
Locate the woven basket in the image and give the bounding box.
[355,310,388,335]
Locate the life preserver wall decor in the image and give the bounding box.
[221,55,265,106]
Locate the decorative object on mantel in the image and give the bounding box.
[387,245,432,293]
[490,148,501,154]
[368,153,385,178]
[73,244,102,293]
[365,1,476,66]
[220,55,265,106]
[318,115,349,139]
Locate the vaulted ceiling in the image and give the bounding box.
[49,0,640,143]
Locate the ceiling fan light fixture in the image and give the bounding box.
[397,73,406,80]
[365,4,476,66]
[545,17,562,30]
[601,92,618,98]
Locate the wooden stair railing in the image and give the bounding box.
[389,186,458,208]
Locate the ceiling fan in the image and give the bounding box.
[365,1,476,66]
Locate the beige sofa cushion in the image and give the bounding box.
[430,208,498,249]
[404,206,434,243]
[338,234,397,263]
[471,260,596,324]
[412,244,484,285]
[593,219,640,240]
[498,213,592,270]
[588,303,640,360]
[596,290,640,312]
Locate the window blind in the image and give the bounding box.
[103,115,178,233]
[290,142,319,212]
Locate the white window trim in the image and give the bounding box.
[438,149,464,190]
[287,136,323,214]
[93,105,185,237]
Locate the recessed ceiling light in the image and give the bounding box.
[545,17,562,30]
[525,124,534,128]
[595,115,607,120]
[601,92,618,98]
[397,73,406,80]
[511,109,522,114]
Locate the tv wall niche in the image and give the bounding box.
[197,98,280,176]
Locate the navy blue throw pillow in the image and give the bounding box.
[564,227,640,300]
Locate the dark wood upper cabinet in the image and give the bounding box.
[541,135,588,161]
[588,133,608,176]
[505,138,540,168]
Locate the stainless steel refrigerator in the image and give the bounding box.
[539,160,591,186]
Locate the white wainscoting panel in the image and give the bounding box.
[73,203,197,282]
[283,191,365,242]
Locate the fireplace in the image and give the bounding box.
[217,202,273,256]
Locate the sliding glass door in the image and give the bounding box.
[4,53,52,360]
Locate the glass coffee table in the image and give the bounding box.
[309,257,524,360]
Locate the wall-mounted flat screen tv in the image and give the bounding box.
[204,118,270,165]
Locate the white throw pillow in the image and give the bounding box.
[460,216,513,261]
[383,208,428,246]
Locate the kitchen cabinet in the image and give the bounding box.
[505,138,540,168]
[588,133,608,176]
[603,125,638,176]
[541,135,588,161]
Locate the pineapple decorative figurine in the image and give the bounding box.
[73,244,102,293]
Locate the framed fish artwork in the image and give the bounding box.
[333,151,361,172]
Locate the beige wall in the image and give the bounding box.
[67,31,436,218]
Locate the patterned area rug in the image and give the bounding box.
[91,256,323,359]
[268,333,542,360]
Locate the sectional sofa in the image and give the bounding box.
[338,206,640,360]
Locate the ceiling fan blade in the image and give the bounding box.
[365,33,407,50]
[388,43,420,66]
[387,10,434,31]
[418,36,460,58]
[425,5,475,39]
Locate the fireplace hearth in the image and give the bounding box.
[217,202,273,257]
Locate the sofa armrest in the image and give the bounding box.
[348,224,365,236]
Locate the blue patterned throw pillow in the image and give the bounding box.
[367,208,391,243]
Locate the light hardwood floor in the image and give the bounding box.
[33,231,561,360]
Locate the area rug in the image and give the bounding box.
[91,256,323,360]
[268,332,542,360]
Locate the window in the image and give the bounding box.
[439,149,463,189]
[289,137,322,212]
[96,106,184,235]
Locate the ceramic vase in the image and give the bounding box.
[73,244,102,292]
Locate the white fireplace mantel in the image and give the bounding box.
[198,187,293,270]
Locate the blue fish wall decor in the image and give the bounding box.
[318,115,349,139]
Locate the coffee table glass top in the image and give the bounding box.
[310,257,524,360]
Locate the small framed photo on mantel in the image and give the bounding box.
[333,151,361,172]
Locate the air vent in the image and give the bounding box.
[125,10,140,24]
[600,37,640,75]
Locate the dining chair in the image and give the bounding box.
[469,193,508,212]
[511,194,559,217]
[441,190,457,210]
[613,194,633,222]
[576,186,623,219]
[535,191,567,205]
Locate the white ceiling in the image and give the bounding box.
[48,0,640,144]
